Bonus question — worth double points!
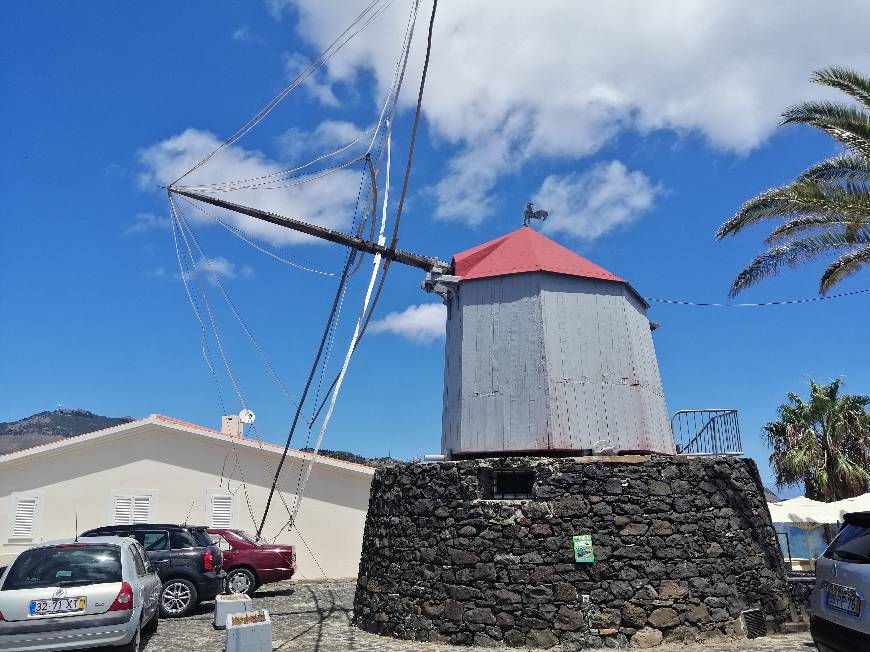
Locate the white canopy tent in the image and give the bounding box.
[768,494,870,525]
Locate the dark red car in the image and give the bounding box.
[207,529,295,595]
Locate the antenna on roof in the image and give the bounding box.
[74,512,78,542]
[523,202,548,227]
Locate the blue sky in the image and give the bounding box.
[2,1,869,497]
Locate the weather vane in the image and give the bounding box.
[523,202,548,227]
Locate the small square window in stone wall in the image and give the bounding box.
[477,469,535,499]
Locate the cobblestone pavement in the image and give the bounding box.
[132,580,815,652]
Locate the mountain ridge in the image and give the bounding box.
[0,409,134,455]
[0,410,385,468]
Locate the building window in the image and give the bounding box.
[478,469,535,500]
[210,493,233,529]
[11,496,39,540]
[113,495,152,525]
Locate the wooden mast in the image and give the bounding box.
[170,188,450,273]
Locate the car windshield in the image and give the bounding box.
[825,524,870,563]
[2,545,121,590]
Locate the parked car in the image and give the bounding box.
[0,537,160,651]
[207,529,295,595]
[811,511,870,651]
[80,524,224,617]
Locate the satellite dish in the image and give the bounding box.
[239,409,256,424]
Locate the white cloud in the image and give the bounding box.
[125,212,170,236]
[369,303,446,344]
[232,25,264,44]
[535,161,661,241]
[184,256,255,287]
[285,52,340,107]
[265,0,290,20]
[145,267,169,279]
[273,0,870,222]
[277,119,366,161]
[138,128,362,246]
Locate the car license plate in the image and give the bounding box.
[29,597,86,616]
[825,583,861,617]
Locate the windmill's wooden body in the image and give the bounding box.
[427,227,675,458]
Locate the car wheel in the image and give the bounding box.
[143,608,159,635]
[160,578,198,617]
[225,568,257,595]
[114,619,141,651]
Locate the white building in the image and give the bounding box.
[0,414,375,579]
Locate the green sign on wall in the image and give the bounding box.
[573,534,594,563]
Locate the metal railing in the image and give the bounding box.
[671,409,742,455]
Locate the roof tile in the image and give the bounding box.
[453,227,624,283]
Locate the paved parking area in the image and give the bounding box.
[137,580,815,652]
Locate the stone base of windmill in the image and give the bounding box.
[352,455,793,649]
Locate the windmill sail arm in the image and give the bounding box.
[170,188,449,273]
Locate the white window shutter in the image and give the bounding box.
[13,497,37,538]
[132,496,151,523]
[211,495,233,528]
[114,495,151,525]
[113,496,133,525]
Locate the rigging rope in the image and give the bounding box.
[164,0,429,542]
[178,0,418,195]
[389,0,438,250]
[256,1,426,538]
[645,287,870,307]
[172,156,373,539]
[170,0,394,188]
[175,198,328,535]
[179,195,336,276]
[185,126,378,191]
[288,122,393,530]
[179,158,365,193]
[175,209,299,408]
[296,0,440,431]
[254,217,365,539]
[169,195,226,413]
[178,166,377,540]
[169,196,259,528]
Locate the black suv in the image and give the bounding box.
[80,523,224,617]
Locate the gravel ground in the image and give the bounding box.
[135,580,816,652]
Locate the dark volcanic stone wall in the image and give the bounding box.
[353,455,793,649]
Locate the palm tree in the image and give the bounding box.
[717,66,870,296]
[765,379,870,501]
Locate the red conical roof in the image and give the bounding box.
[453,227,625,283]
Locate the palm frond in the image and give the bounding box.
[798,154,870,184]
[717,181,870,239]
[721,65,870,294]
[820,243,870,293]
[782,101,870,128]
[812,66,870,111]
[781,102,870,157]
[765,215,869,244]
[729,233,860,296]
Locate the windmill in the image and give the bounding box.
[164,0,672,539]
[168,185,675,460]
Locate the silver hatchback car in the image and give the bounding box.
[0,537,161,651]
[812,511,870,652]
